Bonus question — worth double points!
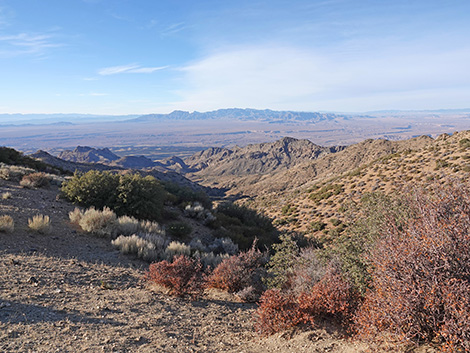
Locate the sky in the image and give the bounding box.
[0,0,469,115]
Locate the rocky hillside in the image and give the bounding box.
[247,130,470,238]
[30,150,207,193]
[58,146,119,163]
[182,137,343,177]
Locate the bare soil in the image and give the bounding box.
[0,179,434,352]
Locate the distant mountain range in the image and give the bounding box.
[130,108,346,123]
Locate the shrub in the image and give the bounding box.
[145,255,205,297]
[28,214,51,234]
[162,182,211,209]
[213,203,278,250]
[165,240,191,260]
[115,174,165,221]
[207,237,239,255]
[0,147,56,172]
[207,242,267,298]
[309,220,326,231]
[112,234,161,262]
[0,164,35,181]
[255,265,359,336]
[289,247,326,296]
[326,192,414,295]
[355,184,470,350]
[78,207,117,238]
[139,220,164,235]
[20,172,50,188]
[68,207,83,224]
[255,289,299,335]
[265,233,300,290]
[0,215,14,233]
[62,171,166,221]
[296,267,359,328]
[167,221,192,238]
[192,251,228,269]
[61,170,119,209]
[116,215,140,236]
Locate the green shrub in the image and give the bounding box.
[265,233,300,289]
[167,221,192,238]
[310,220,326,231]
[162,182,211,209]
[213,203,278,250]
[61,171,119,209]
[115,174,165,221]
[61,171,165,221]
[326,192,414,294]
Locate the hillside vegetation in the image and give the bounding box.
[3,131,470,352]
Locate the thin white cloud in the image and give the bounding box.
[173,44,470,112]
[98,64,168,75]
[0,32,61,57]
[161,22,186,37]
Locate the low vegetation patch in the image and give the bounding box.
[77,207,117,238]
[145,255,206,298]
[0,215,14,233]
[28,214,51,234]
[20,172,51,188]
[61,171,166,221]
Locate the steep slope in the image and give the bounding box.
[247,131,470,237]
[58,146,120,164]
[30,150,119,172]
[180,135,432,197]
[183,137,342,179]
[110,155,155,169]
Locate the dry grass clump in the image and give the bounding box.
[139,220,164,235]
[116,215,140,236]
[78,207,117,238]
[0,164,35,181]
[112,234,161,262]
[68,207,83,224]
[112,232,170,262]
[20,172,50,188]
[0,215,14,233]
[165,241,191,259]
[1,192,12,200]
[28,214,51,234]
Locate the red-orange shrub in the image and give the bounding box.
[255,266,359,335]
[297,267,359,327]
[355,184,470,351]
[206,243,266,295]
[145,255,205,298]
[255,289,299,335]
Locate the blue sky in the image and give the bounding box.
[0,0,469,114]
